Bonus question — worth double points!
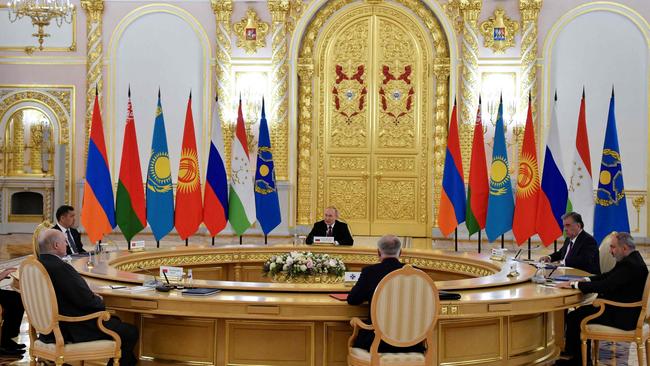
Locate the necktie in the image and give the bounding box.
[66,230,76,254]
[563,240,573,262]
[326,225,333,237]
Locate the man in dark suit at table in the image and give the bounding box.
[306,206,354,245]
[540,212,600,274]
[556,232,648,366]
[347,235,423,352]
[38,229,138,366]
[0,268,25,356]
[52,205,86,255]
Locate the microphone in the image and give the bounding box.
[156,270,174,292]
[137,266,167,290]
[514,249,523,260]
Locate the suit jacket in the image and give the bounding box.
[347,257,403,307]
[52,224,86,254]
[549,230,599,274]
[578,250,648,330]
[305,220,353,245]
[38,254,106,343]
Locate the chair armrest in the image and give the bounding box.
[350,317,374,331]
[59,311,110,323]
[580,299,644,330]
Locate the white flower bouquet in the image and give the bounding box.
[263,251,346,280]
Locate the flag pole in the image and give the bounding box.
[127,240,131,251]
[527,238,532,260]
[553,239,557,252]
[185,239,188,247]
[454,228,458,252]
[264,235,268,245]
[212,237,215,246]
[239,235,243,245]
[156,240,160,248]
[478,231,483,253]
[501,234,504,249]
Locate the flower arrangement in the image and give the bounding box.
[263,251,346,280]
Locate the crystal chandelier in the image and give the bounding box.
[7,0,74,51]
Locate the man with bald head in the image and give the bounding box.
[38,229,138,366]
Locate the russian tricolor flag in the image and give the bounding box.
[81,89,116,243]
[203,96,229,236]
[438,100,466,236]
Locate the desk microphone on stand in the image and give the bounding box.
[156,271,173,292]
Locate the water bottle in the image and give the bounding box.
[532,263,546,284]
[187,269,193,288]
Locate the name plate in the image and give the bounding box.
[313,236,335,244]
[130,240,146,251]
[490,248,506,261]
[160,266,183,282]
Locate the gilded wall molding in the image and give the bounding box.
[519,0,541,121]
[0,87,73,204]
[268,0,291,180]
[80,0,104,167]
[211,0,233,168]
[458,0,481,178]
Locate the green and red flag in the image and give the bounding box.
[466,97,489,236]
[115,88,146,242]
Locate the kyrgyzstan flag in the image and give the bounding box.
[115,87,146,243]
[512,96,540,244]
[175,92,203,240]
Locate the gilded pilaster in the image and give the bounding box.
[12,111,25,174]
[80,0,104,165]
[519,0,542,120]
[433,61,450,226]
[296,62,313,225]
[458,0,481,176]
[268,0,291,180]
[211,0,233,167]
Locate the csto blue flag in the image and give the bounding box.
[485,97,515,242]
[593,89,629,244]
[255,99,281,234]
[145,91,174,241]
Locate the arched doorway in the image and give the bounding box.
[296,1,451,237]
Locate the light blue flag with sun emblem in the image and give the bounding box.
[485,96,515,242]
[146,90,174,241]
[255,99,281,235]
[593,89,629,244]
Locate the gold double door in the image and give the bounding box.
[315,3,434,237]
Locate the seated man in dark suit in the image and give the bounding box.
[347,235,423,353]
[38,229,138,366]
[306,206,353,245]
[540,212,600,274]
[52,205,86,255]
[0,268,25,356]
[556,232,648,366]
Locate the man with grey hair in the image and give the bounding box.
[556,232,648,365]
[347,235,423,352]
[38,229,138,366]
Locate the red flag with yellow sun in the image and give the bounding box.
[512,96,540,244]
[174,93,203,240]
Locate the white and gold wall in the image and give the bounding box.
[0,0,648,242]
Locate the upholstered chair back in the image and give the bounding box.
[19,256,57,335]
[599,233,616,274]
[370,264,439,347]
[32,220,52,256]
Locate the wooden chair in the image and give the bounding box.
[347,264,439,365]
[580,276,650,366]
[31,220,52,256]
[19,256,121,366]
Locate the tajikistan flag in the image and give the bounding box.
[228,98,256,234]
[568,89,594,234]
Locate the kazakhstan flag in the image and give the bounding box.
[485,97,515,242]
[146,90,174,241]
[593,89,629,244]
[255,99,281,235]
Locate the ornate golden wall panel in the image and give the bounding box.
[296,0,450,235]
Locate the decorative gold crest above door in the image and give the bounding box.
[233,8,269,54]
[479,8,519,54]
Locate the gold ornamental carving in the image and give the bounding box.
[80,0,104,166]
[329,156,368,172]
[233,8,269,54]
[211,0,233,170]
[0,88,73,203]
[376,180,416,220]
[328,179,368,220]
[376,157,415,172]
[519,0,542,122]
[480,8,519,54]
